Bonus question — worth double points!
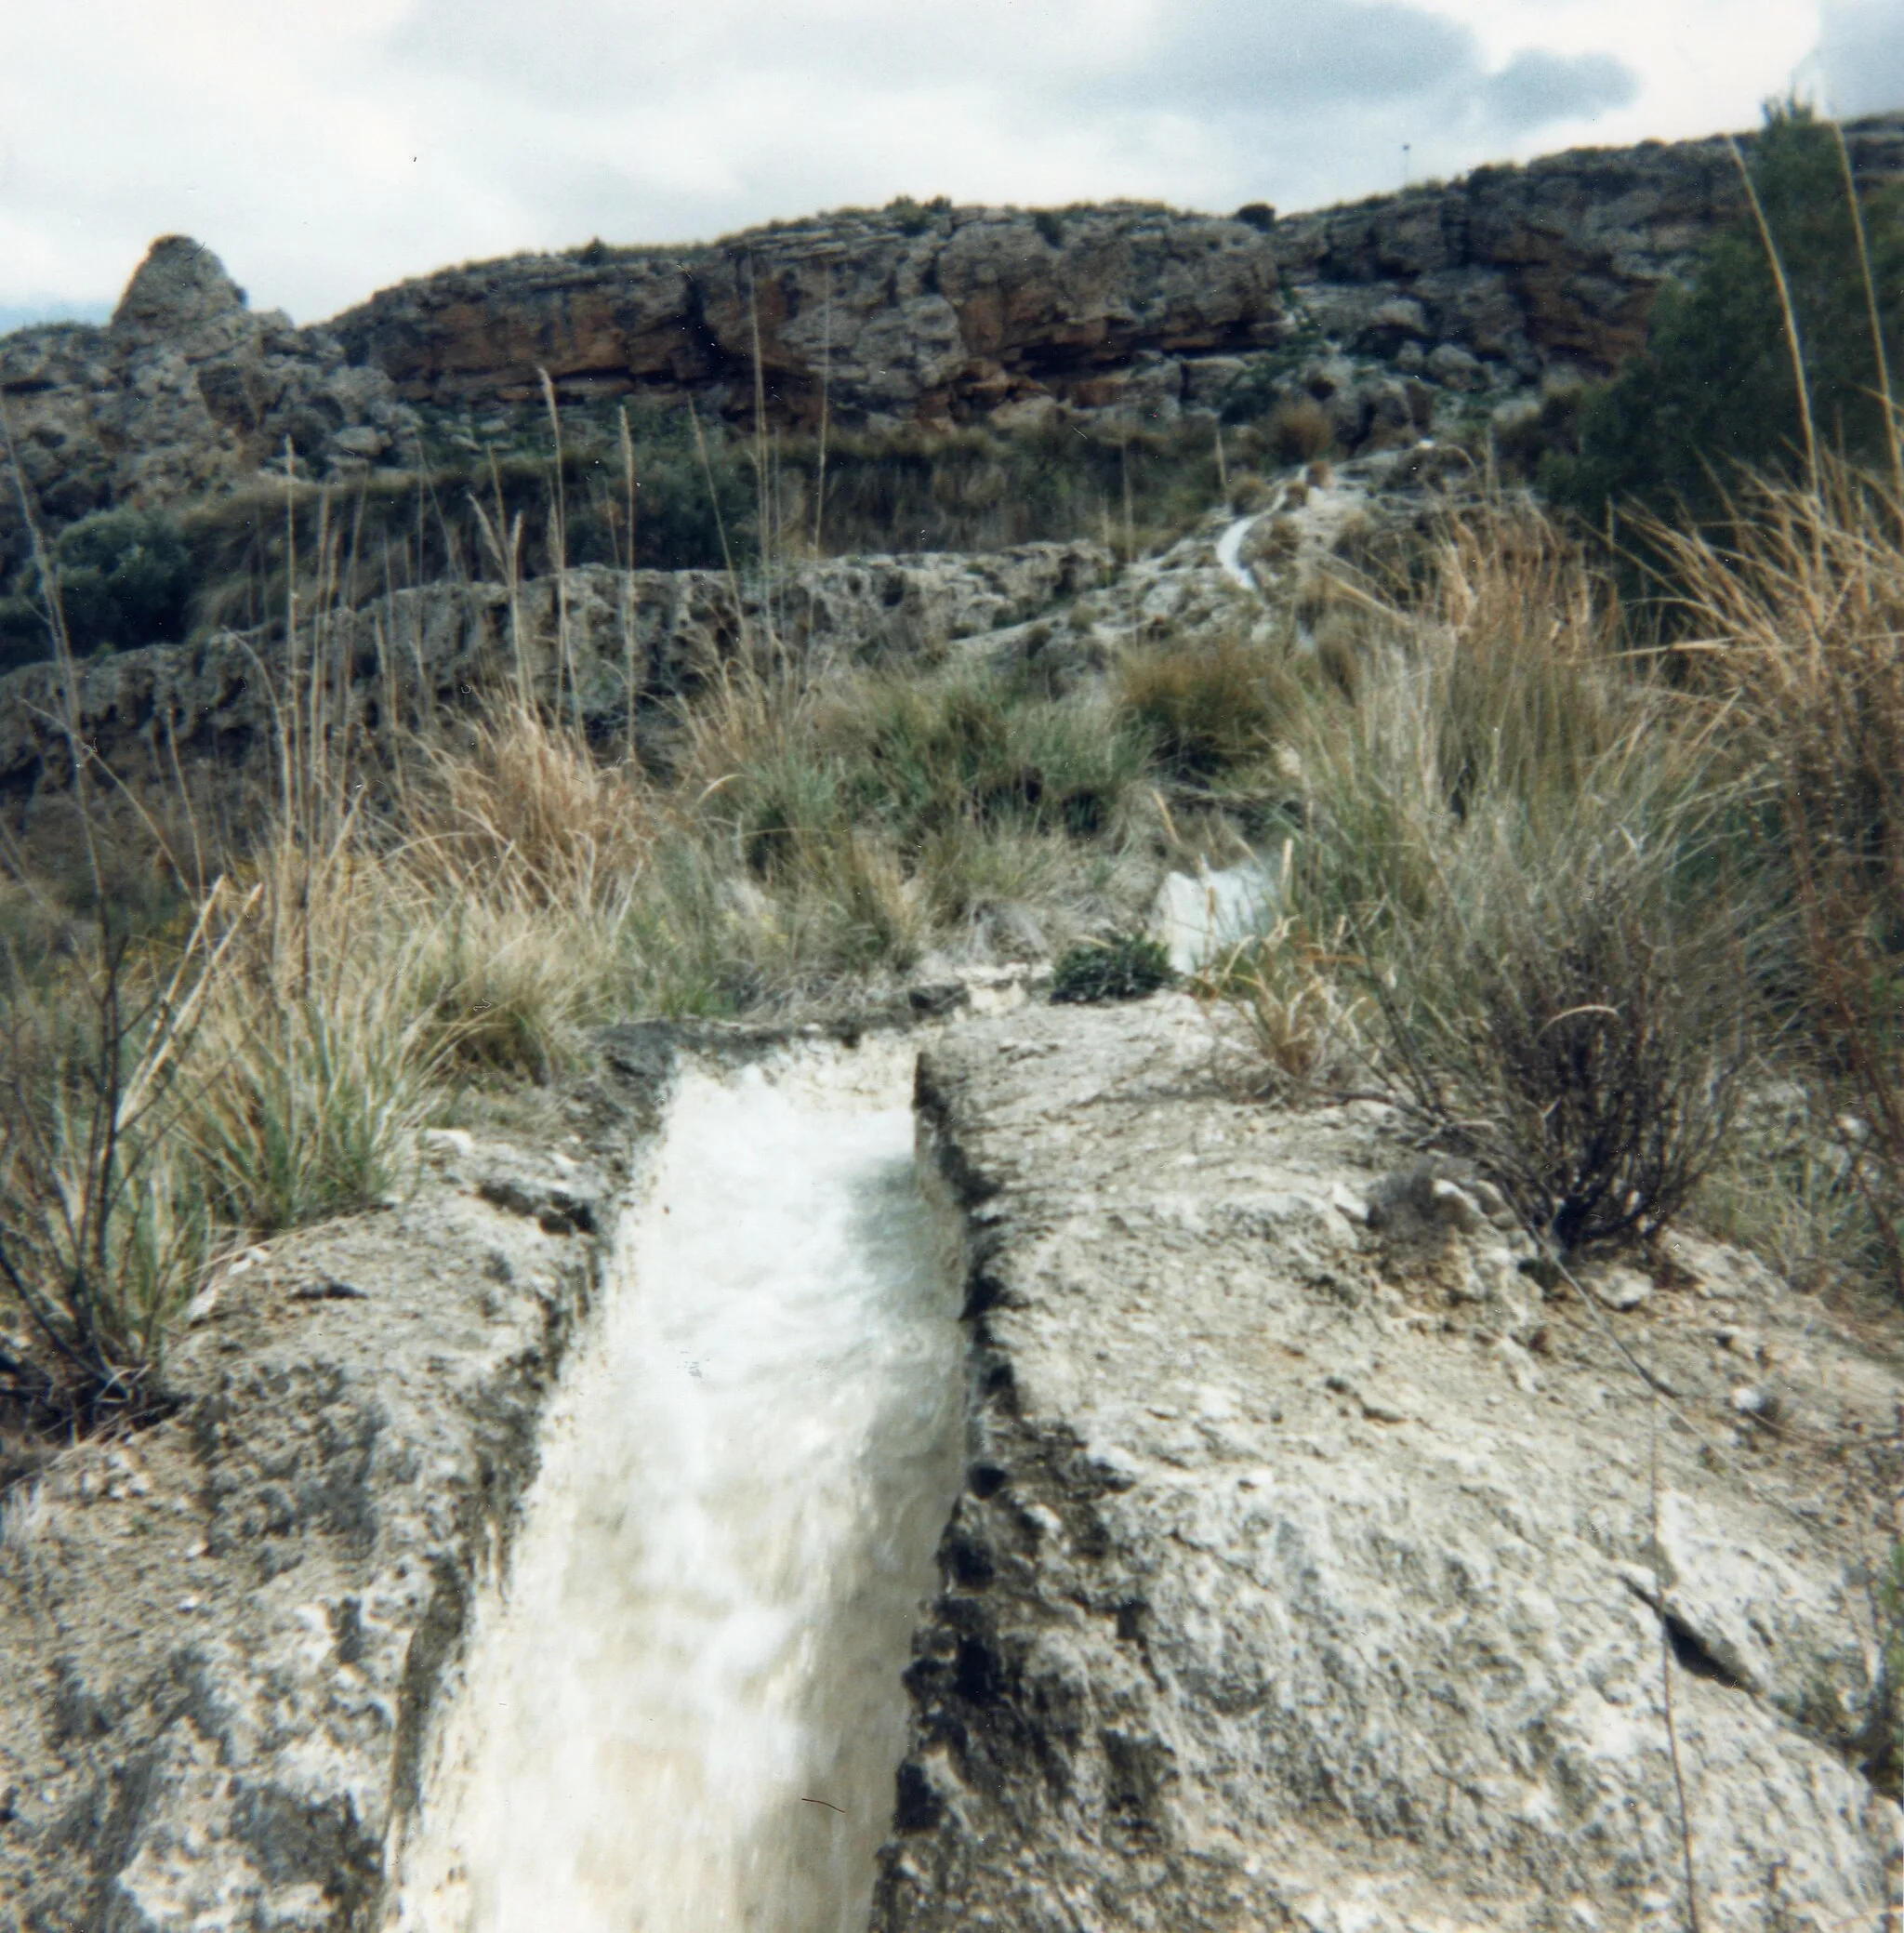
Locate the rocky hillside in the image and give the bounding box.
[0,240,415,563]
[3,110,1901,584]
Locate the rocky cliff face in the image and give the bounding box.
[1273,111,1904,389]
[6,111,1901,581]
[330,202,1288,430]
[327,111,1904,431]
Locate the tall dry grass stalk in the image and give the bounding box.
[1728,132,1821,492]
[1650,460,1904,1283]
[539,367,574,713]
[1830,119,1904,506]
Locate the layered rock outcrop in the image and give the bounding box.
[328,111,1904,430]
[329,202,1289,429]
[1273,111,1904,390]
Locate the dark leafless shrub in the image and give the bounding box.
[1374,860,1746,1253]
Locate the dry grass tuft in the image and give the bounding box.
[1266,397,1334,468]
[1653,458,1904,1287]
[416,699,652,909]
[1114,630,1294,785]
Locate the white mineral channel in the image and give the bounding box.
[1214,509,1263,589]
[390,1039,965,1933]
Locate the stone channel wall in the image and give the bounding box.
[0,1030,671,1931]
[875,995,1904,1930]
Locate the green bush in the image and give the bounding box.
[1544,100,1904,534]
[1051,931,1175,1004]
[7,509,193,657]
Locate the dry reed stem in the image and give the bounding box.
[1728,132,1820,494]
[1829,116,1904,510]
[538,367,573,713]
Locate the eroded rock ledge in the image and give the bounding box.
[879,997,1904,1929]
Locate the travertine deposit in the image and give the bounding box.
[0,540,1115,817]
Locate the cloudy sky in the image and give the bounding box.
[2,0,1899,330]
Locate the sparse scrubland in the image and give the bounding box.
[0,100,1901,1451]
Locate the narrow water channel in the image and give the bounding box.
[390,1039,965,1933]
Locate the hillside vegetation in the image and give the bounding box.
[0,99,1902,1448]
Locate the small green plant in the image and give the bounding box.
[1051,931,1175,1004]
[0,899,248,1426]
[1033,209,1065,249]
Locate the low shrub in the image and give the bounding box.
[21,508,192,655]
[1202,914,1369,1094]
[822,668,1146,848]
[1051,931,1175,1004]
[1372,851,1748,1251]
[0,907,241,1426]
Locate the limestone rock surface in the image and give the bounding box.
[1274,111,1904,386]
[0,540,1112,820]
[7,113,1901,583]
[878,997,1904,1931]
[0,1074,657,1932]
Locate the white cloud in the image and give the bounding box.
[0,0,1841,327]
[1817,0,1904,117]
[1479,49,1640,132]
